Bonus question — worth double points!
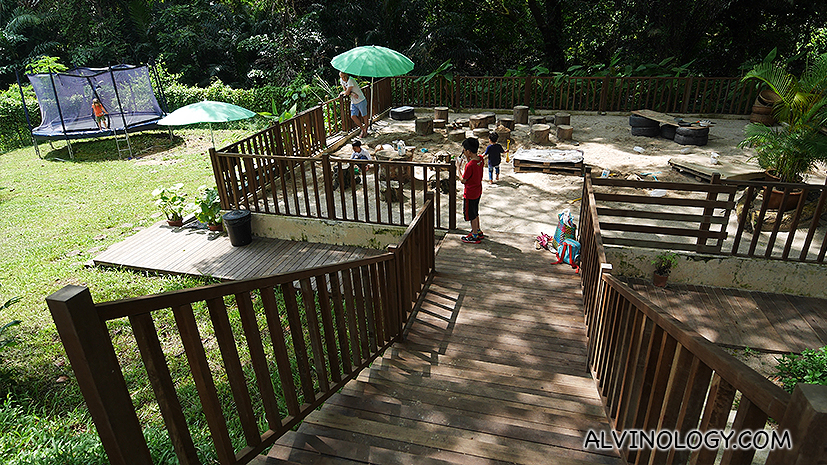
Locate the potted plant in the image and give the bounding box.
[152,183,189,226]
[652,251,678,288]
[195,186,223,231]
[738,52,827,210]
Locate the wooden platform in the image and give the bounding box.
[669,154,765,182]
[265,233,622,465]
[92,221,383,280]
[622,277,827,353]
[513,158,585,175]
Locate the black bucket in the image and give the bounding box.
[222,210,252,246]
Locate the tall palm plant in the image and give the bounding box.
[738,53,827,183]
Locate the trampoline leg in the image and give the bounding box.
[66,140,74,159]
[32,137,41,159]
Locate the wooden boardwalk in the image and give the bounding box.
[265,233,622,465]
[622,277,827,353]
[92,221,383,280]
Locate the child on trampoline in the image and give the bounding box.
[91,98,109,130]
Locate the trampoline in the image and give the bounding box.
[24,64,168,158]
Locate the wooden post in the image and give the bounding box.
[434,106,448,121]
[448,162,457,230]
[523,76,533,107]
[209,148,230,210]
[599,76,609,113]
[448,130,466,142]
[415,117,434,135]
[556,125,573,141]
[681,77,694,114]
[528,115,546,126]
[46,286,153,465]
[765,384,827,465]
[555,112,571,126]
[322,153,336,219]
[513,105,529,124]
[498,116,514,130]
[469,114,488,129]
[697,172,719,252]
[530,124,551,144]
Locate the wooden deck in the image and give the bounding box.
[265,233,622,465]
[92,221,383,280]
[622,277,827,353]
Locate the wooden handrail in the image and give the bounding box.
[211,150,455,229]
[47,195,437,465]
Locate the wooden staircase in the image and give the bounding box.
[260,233,622,464]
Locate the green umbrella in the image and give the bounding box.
[157,100,257,146]
[331,45,414,78]
[331,46,415,134]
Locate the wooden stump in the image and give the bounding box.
[556,124,573,141]
[448,130,467,141]
[415,117,434,136]
[498,117,514,130]
[434,106,449,121]
[530,124,551,144]
[433,119,446,128]
[379,180,402,203]
[528,115,546,126]
[481,112,496,125]
[469,114,488,130]
[513,105,529,124]
[454,118,469,127]
[495,126,511,142]
[555,112,571,126]
[472,128,490,138]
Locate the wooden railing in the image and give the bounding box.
[587,274,827,465]
[589,174,827,263]
[723,178,827,262]
[391,76,758,114]
[46,197,437,465]
[591,174,739,254]
[578,178,827,464]
[210,150,456,230]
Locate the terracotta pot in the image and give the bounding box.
[167,219,184,227]
[765,188,804,212]
[763,170,804,211]
[653,272,669,288]
[208,223,223,232]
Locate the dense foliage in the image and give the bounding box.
[1,0,825,90]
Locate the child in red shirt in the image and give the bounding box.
[459,137,484,243]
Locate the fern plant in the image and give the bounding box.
[738,53,827,183]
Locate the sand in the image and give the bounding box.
[333,111,827,235]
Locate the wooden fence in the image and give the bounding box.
[391,76,758,115]
[588,172,827,263]
[46,197,437,465]
[578,175,827,465]
[210,150,456,230]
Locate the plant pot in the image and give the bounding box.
[766,188,804,212]
[167,219,184,227]
[653,272,669,288]
[208,223,223,232]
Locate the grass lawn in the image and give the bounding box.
[0,127,256,464]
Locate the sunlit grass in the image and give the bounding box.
[0,128,255,464]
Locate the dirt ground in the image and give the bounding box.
[333,110,827,235]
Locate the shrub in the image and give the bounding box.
[774,346,827,393]
[0,84,40,153]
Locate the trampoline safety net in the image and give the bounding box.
[28,65,165,140]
